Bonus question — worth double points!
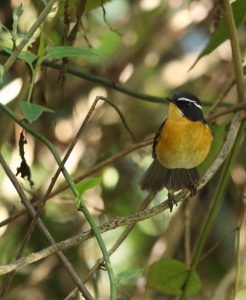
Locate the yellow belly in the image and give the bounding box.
[155,118,213,169]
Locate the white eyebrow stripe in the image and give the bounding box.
[177,97,202,110]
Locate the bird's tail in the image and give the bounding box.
[140,159,199,192]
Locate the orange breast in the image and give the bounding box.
[155,118,213,169]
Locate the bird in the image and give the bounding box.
[141,92,213,211]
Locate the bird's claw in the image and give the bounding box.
[189,184,197,196]
[167,192,177,212]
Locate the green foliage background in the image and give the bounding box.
[0,0,245,299]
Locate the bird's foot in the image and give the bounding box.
[167,192,177,212]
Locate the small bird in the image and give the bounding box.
[141,92,213,210]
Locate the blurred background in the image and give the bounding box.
[0,0,245,299]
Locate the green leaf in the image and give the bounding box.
[18,51,37,66]
[13,3,24,19]
[117,269,143,284]
[20,102,54,124]
[45,46,99,59]
[1,47,37,67]
[147,259,202,296]
[75,177,101,196]
[190,0,246,69]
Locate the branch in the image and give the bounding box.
[223,0,245,102]
[0,111,241,276]
[41,59,233,107]
[42,60,169,104]
[0,152,93,300]
[207,78,235,115]
[206,102,246,122]
[232,200,246,298]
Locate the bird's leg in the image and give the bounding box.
[167,170,177,212]
[186,170,197,196]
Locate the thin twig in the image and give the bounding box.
[0,152,93,300]
[232,202,246,299]
[198,227,236,263]
[100,0,121,36]
[0,110,241,276]
[207,78,235,116]
[2,0,57,77]
[207,102,246,122]
[41,60,232,107]
[100,97,138,142]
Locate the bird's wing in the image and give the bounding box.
[152,119,166,158]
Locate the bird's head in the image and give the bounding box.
[167,92,205,122]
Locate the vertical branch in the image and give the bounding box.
[232,202,246,298]
[223,0,245,102]
[184,201,191,267]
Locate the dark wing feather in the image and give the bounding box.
[152,119,166,158]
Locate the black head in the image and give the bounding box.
[167,92,205,122]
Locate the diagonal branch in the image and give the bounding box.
[42,60,233,107]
